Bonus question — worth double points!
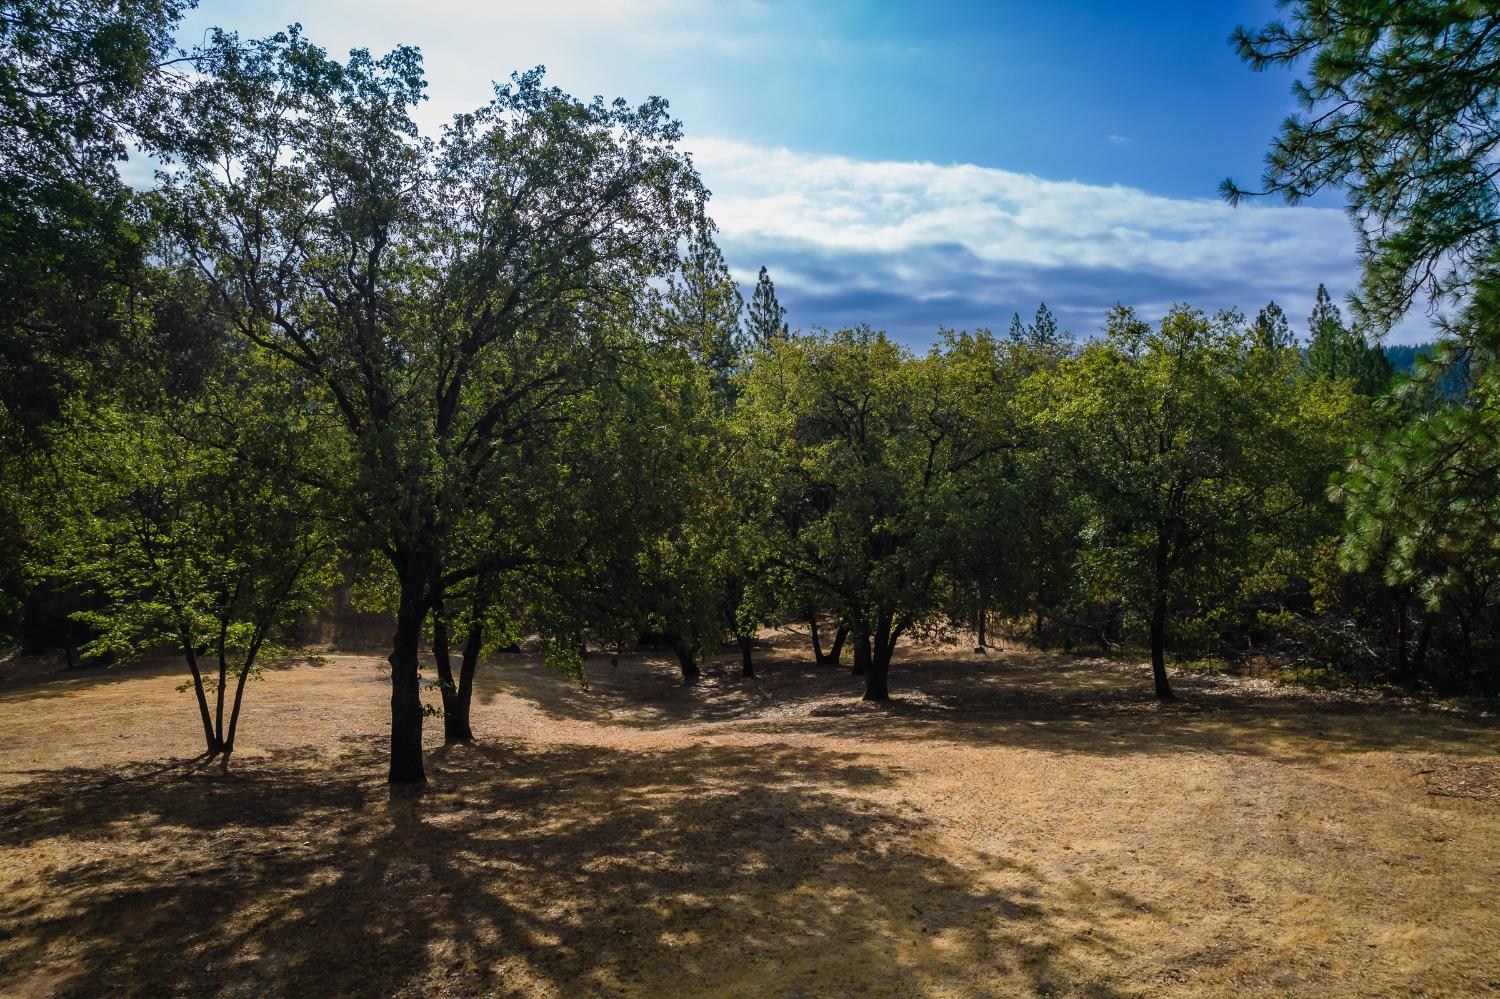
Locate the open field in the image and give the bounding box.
[1,633,1497,998]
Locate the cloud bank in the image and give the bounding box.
[692,138,1376,344]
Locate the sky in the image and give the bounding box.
[175,0,1428,344]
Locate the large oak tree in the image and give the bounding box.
[165,30,705,783]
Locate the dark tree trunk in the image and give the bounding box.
[1149,589,1174,702]
[220,634,264,773]
[430,598,462,738]
[737,634,755,678]
[863,613,894,701]
[63,642,77,669]
[213,619,229,747]
[447,616,483,743]
[388,573,428,785]
[182,640,222,756]
[975,599,987,653]
[851,629,870,677]
[827,624,847,666]
[809,610,826,663]
[670,637,700,684]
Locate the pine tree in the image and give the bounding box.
[1226,2,1500,331]
[665,227,745,404]
[1030,303,1061,347]
[1303,285,1392,396]
[745,265,788,348]
[1252,300,1294,352]
[1005,303,1067,349]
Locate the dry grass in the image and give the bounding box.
[0,631,1497,998]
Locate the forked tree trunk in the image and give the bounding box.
[428,596,463,735]
[448,616,483,743]
[863,612,895,702]
[827,625,848,666]
[737,634,755,678]
[812,612,849,666]
[213,618,230,751]
[219,634,264,773]
[182,638,222,756]
[388,572,429,785]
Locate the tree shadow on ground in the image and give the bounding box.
[474,636,1500,766]
[0,652,337,706]
[0,737,1137,998]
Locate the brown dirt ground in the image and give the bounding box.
[0,631,1497,998]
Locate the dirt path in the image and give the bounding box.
[0,634,1497,997]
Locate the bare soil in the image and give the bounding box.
[0,631,1497,998]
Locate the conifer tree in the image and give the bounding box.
[1226,2,1500,330]
[665,226,745,404]
[745,265,789,348]
[1252,301,1295,352]
[1302,285,1392,396]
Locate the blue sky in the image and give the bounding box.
[177,0,1424,343]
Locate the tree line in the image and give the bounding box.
[2,0,1497,784]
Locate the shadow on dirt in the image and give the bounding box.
[475,632,1500,767]
[0,737,1136,997]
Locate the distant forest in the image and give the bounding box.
[1383,344,1470,401]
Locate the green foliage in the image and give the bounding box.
[1234,1,1500,688]
[33,347,338,755]
[1383,343,1470,403]
[663,224,744,405]
[0,0,193,433]
[1228,1,1500,331]
[159,32,709,779]
[1035,305,1360,693]
[1302,284,1393,396]
[1252,300,1295,353]
[1335,303,1500,681]
[738,326,1010,692]
[746,265,789,348]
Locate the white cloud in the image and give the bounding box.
[687,138,1393,340]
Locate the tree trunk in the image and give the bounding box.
[220,633,264,773]
[447,616,482,743]
[213,618,230,747]
[809,610,825,663]
[863,613,893,701]
[430,600,462,738]
[737,633,755,678]
[1149,589,1174,702]
[827,624,848,666]
[851,629,870,677]
[670,636,700,684]
[975,599,987,653]
[182,639,221,756]
[388,574,428,786]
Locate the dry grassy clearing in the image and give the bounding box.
[0,633,1497,998]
